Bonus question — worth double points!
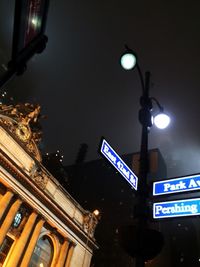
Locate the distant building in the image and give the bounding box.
[65,148,167,267]
[66,146,200,267]
[0,103,98,267]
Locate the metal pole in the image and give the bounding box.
[0,35,48,91]
[135,71,152,267]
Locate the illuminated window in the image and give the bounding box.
[29,235,53,267]
[12,212,22,228]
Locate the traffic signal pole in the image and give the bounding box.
[0,35,48,91]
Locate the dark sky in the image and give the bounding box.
[0,0,200,178]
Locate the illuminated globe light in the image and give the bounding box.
[120,53,137,70]
[93,209,100,217]
[153,113,170,129]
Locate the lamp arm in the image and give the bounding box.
[136,63,145,93]
[151,97,164,112]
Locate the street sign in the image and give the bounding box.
[153,198,200,219]
[153,174,200,196]
[100,139,138,190]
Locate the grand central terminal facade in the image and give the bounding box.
[0,103,98,267]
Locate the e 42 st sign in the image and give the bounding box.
[100,139,138,191]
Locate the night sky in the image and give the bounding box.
[0,0,200,179]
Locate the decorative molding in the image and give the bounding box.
[31,166,49,190]
[83,212,98,238]
[0,103,43,162]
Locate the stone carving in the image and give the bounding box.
[83,212,99,237]
[31,166,49,190]
[0,103,43,162]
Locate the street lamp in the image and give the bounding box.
[120,46,170,130]
[120,46,170,267]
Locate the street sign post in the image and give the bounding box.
[153,173,200,196]
[100,138,138,190]
[153,198,200,219]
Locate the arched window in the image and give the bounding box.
[0,235,14,266]
[12,212,22,228]
[29,235,54,267]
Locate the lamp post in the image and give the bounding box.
[120,46,170,267]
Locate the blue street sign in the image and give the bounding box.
[153,198,200,219]
[100,139,138,190]
[153,174,200,196]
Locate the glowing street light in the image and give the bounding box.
[93,209,100,217]
[153,113,170,129]
[120,49,137,70]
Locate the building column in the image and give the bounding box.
[0,190,14,220]
[65,244,75,267]
[55,239,70,267]
[0,198,22,246]
[5,211,38,267]
[20,218,45,267]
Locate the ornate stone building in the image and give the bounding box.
[0,103,98,267]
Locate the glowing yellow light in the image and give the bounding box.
[93,209,100,216]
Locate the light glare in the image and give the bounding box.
[120,53,136,70]
[31,18,37,26]
[153,113,170,129]
[93,209,100,216]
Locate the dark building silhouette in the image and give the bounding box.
[64,147,200,267]
[65,149,168,267]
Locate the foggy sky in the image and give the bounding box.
[0,0,200,178]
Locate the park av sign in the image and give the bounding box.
[153,174,200,196]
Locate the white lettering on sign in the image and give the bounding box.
[163,181,186,192]
[155,203,198,215]
[103,144,117,164]
[130,174,136,186]
[153,174,200,196]
[188,179,200,188]
[117,161,130,179]
[100,139,138,190]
